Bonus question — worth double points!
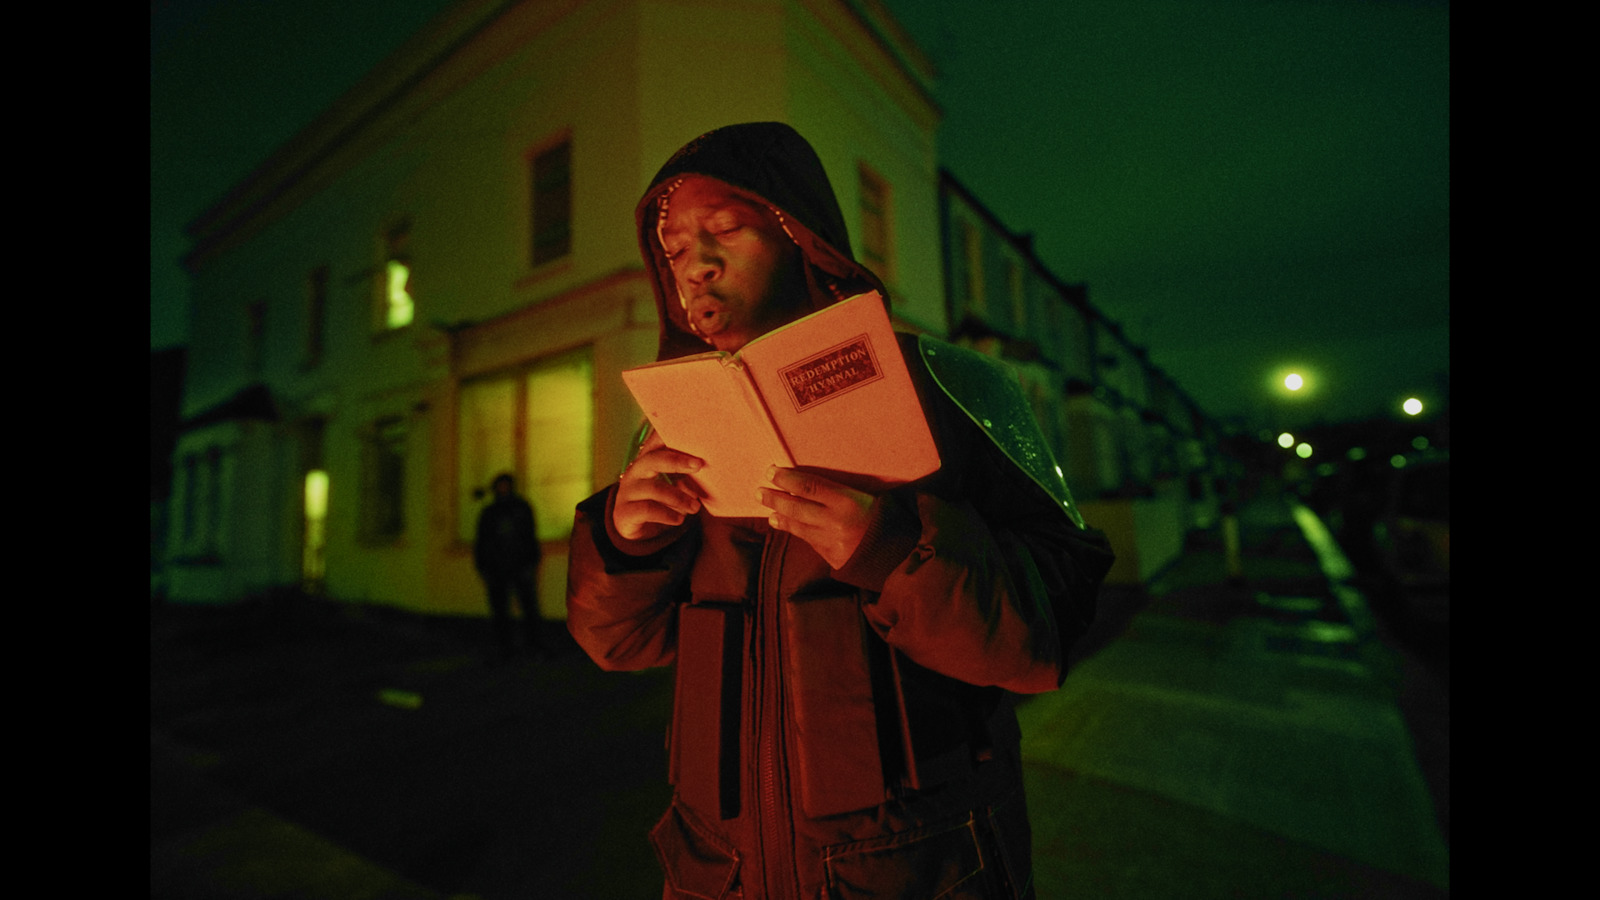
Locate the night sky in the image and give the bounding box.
[150,0,1449,434]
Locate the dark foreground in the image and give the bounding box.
[151,491,1447,899]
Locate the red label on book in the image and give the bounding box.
[780,334,883,411]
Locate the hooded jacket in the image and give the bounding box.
[567,122,1113,900]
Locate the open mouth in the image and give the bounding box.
[689,294,732,335]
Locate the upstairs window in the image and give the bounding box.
[378,220,414,331]
[858,163,892,282]
[1006,256,1026,332]
[530,137,572,267]
[304,264,328,369]
[961,220,985,315]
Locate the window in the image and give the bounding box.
[303,469,329,590]
[361,416,408,541]
[378,221,414,331]
[305,264,328,368]
[961,220,985,314]
[178,445,226,560]
[530,137,572,267]
[457,346,594,545]
[858,163,892,281]
[1006,256,1026,332]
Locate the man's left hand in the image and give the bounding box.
[759,467,876,569]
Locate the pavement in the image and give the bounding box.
[150,485,1449,899]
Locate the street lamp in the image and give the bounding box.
[1264,365,1316,437]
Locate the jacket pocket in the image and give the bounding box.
[823,814,994,900]
[649,800,742,900]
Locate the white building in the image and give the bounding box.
[168,0,947,614]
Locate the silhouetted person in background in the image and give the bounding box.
[475,473,547,660]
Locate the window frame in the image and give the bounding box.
[359,414,409,544]
[857,161,893,283]
[374,218,414,334]
[529,133,573,269]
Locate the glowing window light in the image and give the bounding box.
[304,469,329,518]
[1403,398,1423,416]
[386,260,414,329]
[1296,442,1313,459]
[1278,432,1295,449]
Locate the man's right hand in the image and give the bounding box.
[613,446,706,542]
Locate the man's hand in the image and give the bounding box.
[614,447,706,542]
[759,467,876,569]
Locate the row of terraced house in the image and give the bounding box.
[157,0,1234,617]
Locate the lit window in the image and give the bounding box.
[302,469,329,589]
[859,163,891,280]
[386,260,414,329]
[531,137,572,266]
[377,220,414,331]
[456,347,593,545]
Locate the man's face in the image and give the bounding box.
[658,175,805,352]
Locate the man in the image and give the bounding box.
[474,473,546,659]
[567,123,1112,899]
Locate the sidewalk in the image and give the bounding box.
[150,489,1447,899]
[1018,492,1448,898]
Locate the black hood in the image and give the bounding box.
[635,122,889,362]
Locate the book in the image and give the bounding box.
[621,291,941,518]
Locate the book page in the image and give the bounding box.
[739,292,940,492]
[621,356,792,518]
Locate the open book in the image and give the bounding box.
[621,291,941,518]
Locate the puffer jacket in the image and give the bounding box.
[567,122,1113,900]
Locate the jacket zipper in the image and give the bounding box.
[756,529,798,900]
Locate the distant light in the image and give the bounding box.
[1412,436,1430,451]
[1285,373,1304,391]
[1278,432,1295,449]
[1296,442,1313,459]
[1390,454,1408,469]
[1403,398,1423,416]
[1347,447,1367,461]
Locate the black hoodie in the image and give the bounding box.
[634,121,890,364]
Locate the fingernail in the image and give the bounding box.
[766,466,778,481]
